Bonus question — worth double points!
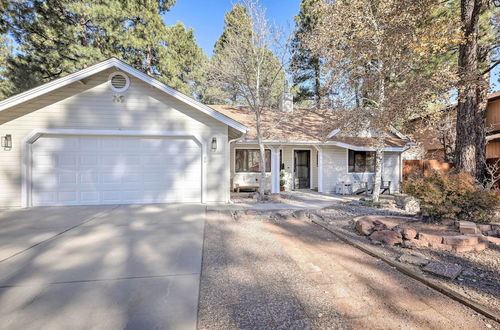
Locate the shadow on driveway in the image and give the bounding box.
[0,204,205,330]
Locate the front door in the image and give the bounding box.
[294,150,310,189]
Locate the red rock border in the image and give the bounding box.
[353,216,492,252]
[311,219,500,323]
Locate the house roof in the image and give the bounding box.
[210,105,408,150]
[0,58,248,133]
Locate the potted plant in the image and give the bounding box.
[280,169,286,191]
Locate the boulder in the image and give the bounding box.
[477,224,492,233]
[394,193,420,213]
[417,233,443,244]
[459,221,480,235]
[372,220,389,232]
[402,228,418,240]
[355,219,375,236]
[401,240,416,249]
[369,230,403,245]
[442,235,479,247]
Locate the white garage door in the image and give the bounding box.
[31,135,202,206]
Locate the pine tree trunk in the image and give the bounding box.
[474,41,490,183]
[455,0,483,177]
[314,58,321,108]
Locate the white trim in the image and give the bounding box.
[0,58,247,134]
[236,139,405,152]
[313,145,324,193]
[327,126,407,140]
[292,148,313,190]
[108,71,130,93]
[21,129,207,208]
[270,147,281,194]
[388,125,408,140]
[327,128,340,138]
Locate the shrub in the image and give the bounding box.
[402,171,500,223]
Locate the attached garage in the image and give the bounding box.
[29,135,202,206]
[0,58,247,208]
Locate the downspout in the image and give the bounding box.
[227,135,245,203]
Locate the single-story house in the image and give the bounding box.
[0,58,409,208]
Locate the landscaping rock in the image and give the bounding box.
[485,236,500,245]
[394,193,420,213]
[398,253,429,266]
[423,261,462,280]
[369,230,403,245]
[429,242,454,252]
[442,235,479,247]
[402,228,418,240]
[372,220,389,232]
[477,224,492,233]
[401,240,416,249]
[418,233,443,244]
[459,221,480,235]
[355,219,374,236]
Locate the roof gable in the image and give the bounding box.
[0,58,247,133]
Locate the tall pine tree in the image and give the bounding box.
[0,34,13,100]
[290,0,322,108]
[2,0,204,98]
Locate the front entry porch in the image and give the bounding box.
[230,142,402,196]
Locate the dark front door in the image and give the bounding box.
[294,150,311,189]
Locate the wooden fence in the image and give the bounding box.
[403,160,454,180]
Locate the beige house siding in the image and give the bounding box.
[0,69,228,207]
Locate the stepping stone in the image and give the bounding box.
[398,253,429,266]
[423,261,462,280]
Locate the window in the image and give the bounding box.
[348,150,375,173]
[235,149,271,172]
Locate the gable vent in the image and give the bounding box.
[108,72,130,92]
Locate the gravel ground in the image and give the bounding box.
[312,202,500,315]
[198,209,497,329]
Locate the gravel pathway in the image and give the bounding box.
[198,210,497,329]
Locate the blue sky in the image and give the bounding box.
[162,0,302,56]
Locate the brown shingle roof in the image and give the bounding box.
[210,105,407,148]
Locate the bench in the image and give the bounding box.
[234,185,259,193]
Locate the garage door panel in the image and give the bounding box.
[31,135,202,206]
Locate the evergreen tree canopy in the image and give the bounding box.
[290,0,323,108]
[1,0,204,99]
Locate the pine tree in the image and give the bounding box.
[3,0,203,97]
[0,34,13,99]
[290,0,322,108]
[204,4,253,105]
[202,3,284,106]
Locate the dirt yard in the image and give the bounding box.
[313,203,500,316]
[198,209,498,329]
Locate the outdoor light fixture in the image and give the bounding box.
[1,134,12,149]
[211,137,218,151]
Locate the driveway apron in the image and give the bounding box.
[0,204,205,330]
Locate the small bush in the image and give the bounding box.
[402,171,500,223]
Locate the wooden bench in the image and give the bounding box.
[234,185,259,193]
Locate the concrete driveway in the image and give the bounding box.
[0,204,205,330]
